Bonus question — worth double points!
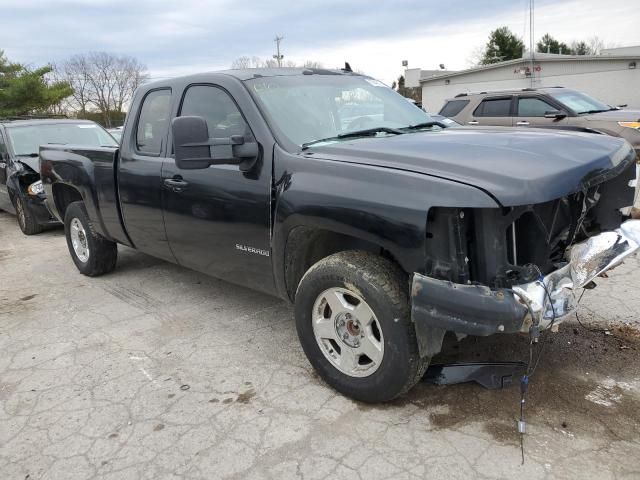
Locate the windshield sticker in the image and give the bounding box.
[364,78,387,88]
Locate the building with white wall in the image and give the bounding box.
[414,47,640,113]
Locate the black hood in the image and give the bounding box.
[308,127,635,206]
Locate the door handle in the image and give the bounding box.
[164,177,189,192]
[516,121,530,126]
[467,121,479,125]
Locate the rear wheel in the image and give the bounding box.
[295,251,429,403]
[64,201,117,276]
[14,194,43,235]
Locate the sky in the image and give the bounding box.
[2,0,640,85]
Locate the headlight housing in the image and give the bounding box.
[618,121,640,130]
[27,180,44,196]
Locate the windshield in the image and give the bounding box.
[246,74,436,147]
[548,89,612,114]
[108,130,123,142]
[6,122,117,156]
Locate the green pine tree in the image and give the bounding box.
[480,27,526,65]
[536,34,570,54]
[0,50,72,117]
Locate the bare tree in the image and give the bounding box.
[58,52,148,126]
[54,56,92,115]
[231,56,252,69]
[302,60,323,69]
[467,45,486,66]
[586,36,606,55]
[262,58,280,68]
[230,56,322,69]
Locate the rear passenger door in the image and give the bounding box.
[514,95,568,128]
[468,96,513,127]
[118,88,176,262]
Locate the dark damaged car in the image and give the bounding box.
[0,118,117,234]
[39,69,640,402]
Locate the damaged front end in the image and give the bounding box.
[10,160,58,225]
[411,150,640,358]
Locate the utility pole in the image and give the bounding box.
[273,35,284,67]
[529,0,535,87]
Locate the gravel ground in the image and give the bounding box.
[1,210,639,480]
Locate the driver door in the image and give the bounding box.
[161,84,274,294]
[513,96,568,128]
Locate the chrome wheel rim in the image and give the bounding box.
[312,287,384,378]
[69,218,90,262]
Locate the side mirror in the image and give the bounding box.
[172,116,259,171]
[544,110,567,120]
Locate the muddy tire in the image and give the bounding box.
[295,250,429,403]
[14,194,43,235]
[64,201,117,276]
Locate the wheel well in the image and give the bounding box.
[284,227,404,301]
[52,184,83,219]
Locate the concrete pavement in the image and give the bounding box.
[1,210,639,479]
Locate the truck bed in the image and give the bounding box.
[39,144,131,246]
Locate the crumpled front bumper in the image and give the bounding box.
[513,219,640,328]
[411,220,640,356]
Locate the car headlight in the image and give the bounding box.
[27,180,44,196]
[618,121,640,130]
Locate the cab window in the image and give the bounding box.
[136,89,172,155]
[179,85,251,139]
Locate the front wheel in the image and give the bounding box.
[15,195,43,235]
[64,201,117,276]
[295,251,429,403]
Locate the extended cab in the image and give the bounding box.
[40,69,640,402]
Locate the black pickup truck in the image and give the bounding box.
[40,68,640,402]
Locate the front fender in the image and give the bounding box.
[271,146,499,298]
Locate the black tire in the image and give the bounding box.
[64,201,117,276]
[14,194,43,235]
[295,250,429,403]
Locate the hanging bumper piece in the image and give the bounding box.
[411,220,640,357]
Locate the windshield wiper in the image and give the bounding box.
[402,121,441,131]
[302,127,404,150]
[578,109,608,114]
[16,153,39,157]
[337,126,405,138]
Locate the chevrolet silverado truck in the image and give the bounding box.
[40,69,640,402]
